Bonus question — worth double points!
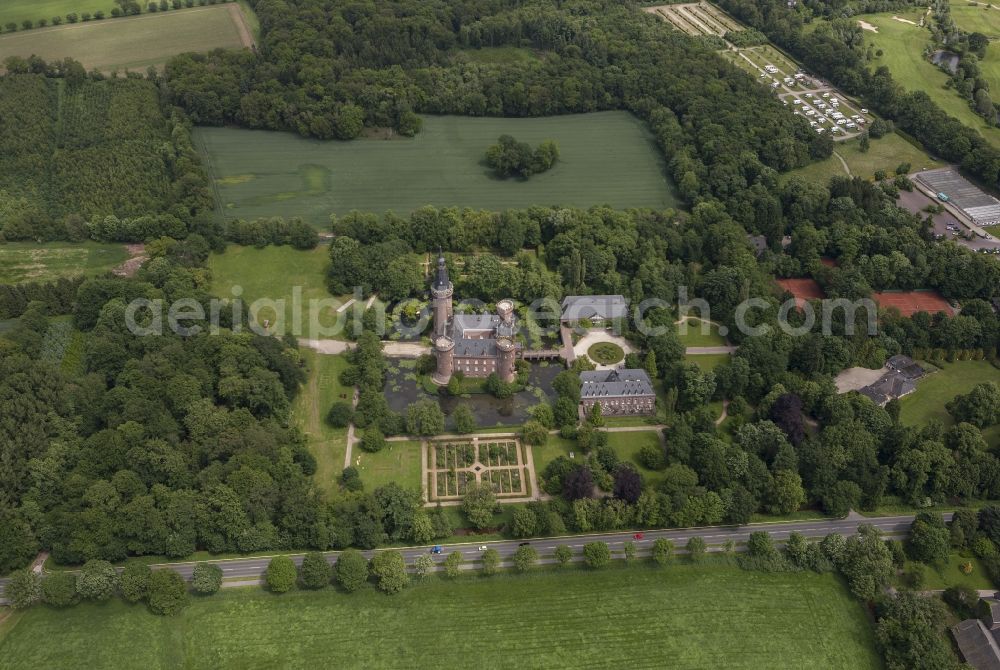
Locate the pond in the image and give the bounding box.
[383,360,562,429]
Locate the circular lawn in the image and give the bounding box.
[587,342,625,365]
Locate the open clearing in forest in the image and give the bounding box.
[782,132,944,184]
[0,5,252,72]
[207,244,353,333]
[195,112,677,226]
[0,241,128,284]
[0,564,881,669]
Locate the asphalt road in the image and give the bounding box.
[0,513,934,600]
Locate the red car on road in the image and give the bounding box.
[632,533,645,541]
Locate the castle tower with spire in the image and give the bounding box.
[431,252,453,338]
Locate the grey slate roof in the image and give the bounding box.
[453,337,499,358]
[886,354,925,380]
[952,619,1000,670]
[580,369,655,399]
[454,314,497,333]
[561,295,628,322]
[859,371,916,406]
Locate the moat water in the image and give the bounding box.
[383,361,561,429]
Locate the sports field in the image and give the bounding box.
[0,241,128,284]
[860,13,1000,148]
[194,112,677,225]
[0,565,881,669]
[0,5,252,72]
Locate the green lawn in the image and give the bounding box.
[949,1,1000,38]
[605,431,668,487]
[0,241,128,284]
[0,0,112,27]
[354,440,423,491]
[783,132,944,185]
[686,353,731,372]
[587,341,625,365]
[289,349,351,497]
[208,244,352,337]
[0,565,881,669]
[898,360,1000,437]
[676,318,727,347]
[861,13,1000,148]
[195,112,678,226]
[898,553,995,591]
[0,5,249,72]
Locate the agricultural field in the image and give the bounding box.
[0,0,112,27]
[0,74,187,223]
[0,564,882,669]
[0,5,253,73]
[208,244,353,337]
[643,2,744,38]
[0,241,128,284]
[289,350,352,497]
[899,360,1000,444]
[194,112,677,226]
[782,132,944,185]
[860,12,1000,148]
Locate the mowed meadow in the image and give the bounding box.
[0,4,252,72]
[0,565,881,669]
[195,111,678,226]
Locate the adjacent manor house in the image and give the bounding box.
[858,354,926,407]
[952,595,1000,670]
[430,254,518,386]
[579,368,656,417]
[560,294,628,327]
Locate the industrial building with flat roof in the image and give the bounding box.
[914,168,1000,226]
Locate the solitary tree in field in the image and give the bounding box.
[147,570,188,616]
[370,551,409,594]
[444,552,463,578]
[652,538,674,566]
[686,537,706,562]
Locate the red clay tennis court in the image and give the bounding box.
[776,278,826,307]
[871,290,955,316]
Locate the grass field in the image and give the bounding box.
[899,360,1000,444]
[606,431,668,487]
[0,5,249,72]
[676,318,727,347]
[195,112,678,226]
[898,552,994,591]
[687,353,730,372]
[783,132,944,184]
[353,440,423,491]
[0,564,882,669]
[289,349,351,497]
[861,13,1000,148]
[208,244,353,336]
[0,241,128,284]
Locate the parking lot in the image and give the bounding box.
[896,187,1000,254]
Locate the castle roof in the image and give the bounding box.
[580,368,654,399]
[432,252,451,291]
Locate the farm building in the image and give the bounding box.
[579,368,656,417]
[914,168,1000,227]
[561,295,628,324]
